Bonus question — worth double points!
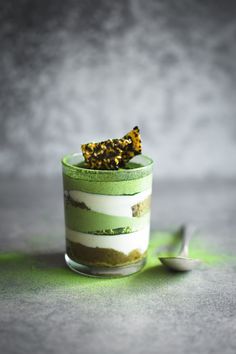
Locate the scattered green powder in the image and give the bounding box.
[0,231,236,296]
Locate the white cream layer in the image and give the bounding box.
[66,225,150,255]
[68,188,151,217]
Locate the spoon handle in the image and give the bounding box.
[179,225,196,257]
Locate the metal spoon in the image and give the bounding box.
[159,225,201,271]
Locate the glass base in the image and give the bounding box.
[65,254,146,278]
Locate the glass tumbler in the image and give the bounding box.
[61,153,153,277]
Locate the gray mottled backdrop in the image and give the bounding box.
[1,0,236,178]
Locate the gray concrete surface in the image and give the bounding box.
[0,177,236,354]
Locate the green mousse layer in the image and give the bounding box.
[64,204,150,234]
[63,173,152,196]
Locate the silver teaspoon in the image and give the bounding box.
[159,225,201,271]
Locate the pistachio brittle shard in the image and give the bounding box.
[81,126,142,170]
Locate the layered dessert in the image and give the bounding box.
[61,127,153,276]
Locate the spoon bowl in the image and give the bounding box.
[159,256,201,272]
[158,225,201,272]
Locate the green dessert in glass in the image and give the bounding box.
[61,127,153,277]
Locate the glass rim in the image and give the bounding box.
[61,152,153,175]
